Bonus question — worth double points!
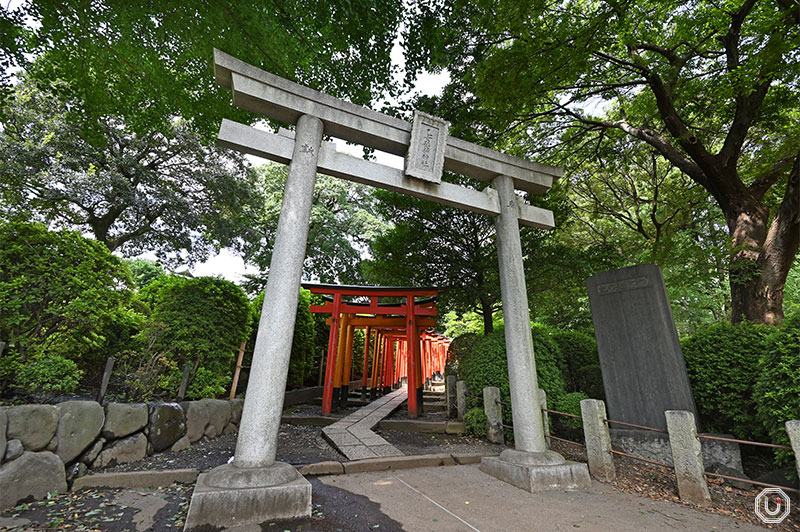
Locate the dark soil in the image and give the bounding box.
[551,439,800,531]
[379,429,508,456]
[101,424,343,474]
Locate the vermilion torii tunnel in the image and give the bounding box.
[303,283,450,418]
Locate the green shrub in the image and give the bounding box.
[557,391,588,430]
[754,312,800,463]
[17,354,83,396]
[548,329,599,393]
[445,332,481,376]
[125,275,251,400]
[186,366,231,400]
[0,221,132,389]
[456,326,568,433]
[682,321,770,439]
[464,407,487,438]
[250,288,315,390]
[576,364,605,400]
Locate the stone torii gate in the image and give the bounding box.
[183,50,590,531]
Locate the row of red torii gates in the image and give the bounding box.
[304,283,450,417]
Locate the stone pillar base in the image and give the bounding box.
[183,462,311,531]
[480,449,591,492]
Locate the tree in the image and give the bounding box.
[404,0,800,324]
[365,187,502,335]
[0,221,132,384]
[242,164,387,292]
[2,1,403,141]
[0,82,262,263]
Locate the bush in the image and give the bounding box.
[548,329,599,393]
[557,391,589,430]
[17,354,83,396]
[464,407,487,438]
[576,364,605,400]
[455,326,568,433]
[0,222,132,380]
[186,366,231,400]
[754,312,800,463]
[444,332,481,376]
[125,275,251,400]
[250,288,315,390]
[682,321,770,439]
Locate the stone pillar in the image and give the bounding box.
[665,410,710,505]
[539,388,550,449]
[446,375,457,418]
[492,175,546,454]
[456,380,467,421]
[484,387,505,444]
[580,399,615,482]
[785,420,800,482]
[479,175,590,493]
[183,114,322,531]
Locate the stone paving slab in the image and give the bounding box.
[322,388,407,461]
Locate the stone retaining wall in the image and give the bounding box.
[0,398,243,509]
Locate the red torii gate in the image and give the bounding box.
[303,283,449,417]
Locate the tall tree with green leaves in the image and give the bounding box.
[2,1,403,140]
[404,0,800,325]
[0,81,262,263]
[241,164,387,292]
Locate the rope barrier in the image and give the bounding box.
[603,418,668,433]
[542,408,582,420]
[703,471,800,494]
[501,423,514,430]
[609,448,674,469]
[545,434,585,448]
[696,433,793,451]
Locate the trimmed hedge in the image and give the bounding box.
[455,326,568,433]
[681,321,770,440]
[548,329,600,394]
[754,312,800,464]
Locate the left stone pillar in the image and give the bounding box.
[184,114,323,531]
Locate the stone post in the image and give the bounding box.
[456,380,467,421]
[484,387,504,444]
[96,356,115,403]
[446,375,457,418]
[785,420,800,482]
[177,363,192,402]
[580,399,615,482]
[492,175,546,454]
[538,388,550,449]
[183,114,322,530]
[665,410,710,505]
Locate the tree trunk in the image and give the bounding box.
[728,160,800,325]
[479,294,494,335]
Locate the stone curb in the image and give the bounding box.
[377,420,465,434]
[298,452,499,476]
[281,415,339,427]
[71,469,200,490]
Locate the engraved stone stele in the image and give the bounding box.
[404,110,449,184]
[587,264,699,432]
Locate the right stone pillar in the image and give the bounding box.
[480,174,590,492]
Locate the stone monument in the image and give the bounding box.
[587,264,699,431]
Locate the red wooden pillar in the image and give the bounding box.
[406,296,418,417]
[361,327,371,398]
[322,294,342,414]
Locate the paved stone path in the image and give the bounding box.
[322,388,407,460]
